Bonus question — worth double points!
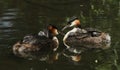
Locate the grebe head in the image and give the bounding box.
[48,24,59,36]
[62,16,81,31]
[48,24,59,51]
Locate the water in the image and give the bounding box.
[0,0,120,70]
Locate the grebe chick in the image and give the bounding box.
[62,16,111,49]
[13,24,59,58]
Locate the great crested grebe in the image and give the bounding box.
[62,16,111,49]
[13,24,59,58]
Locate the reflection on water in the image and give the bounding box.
[0,8,18,46]
[0,0,120,70]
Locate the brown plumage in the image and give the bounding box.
[62,16,111,49]
[13,24,59,58]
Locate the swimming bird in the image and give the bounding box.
[13,24,59,58]
[62,16,111,50]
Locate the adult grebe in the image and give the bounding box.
[13,24,59,58]
[62,16,111,49]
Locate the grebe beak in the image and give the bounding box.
[62,25,71,31]
[62,20,78,31]
[59,31,65,36]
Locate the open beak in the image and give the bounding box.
[58,31,65,36]
[62,25,70,31]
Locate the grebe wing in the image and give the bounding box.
[67,32,89,39]
[38,29,50,37]
[38,31,46,36]
[22,33,48,45]
[85,27,101,32]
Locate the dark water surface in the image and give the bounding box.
[0,0,120,70]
